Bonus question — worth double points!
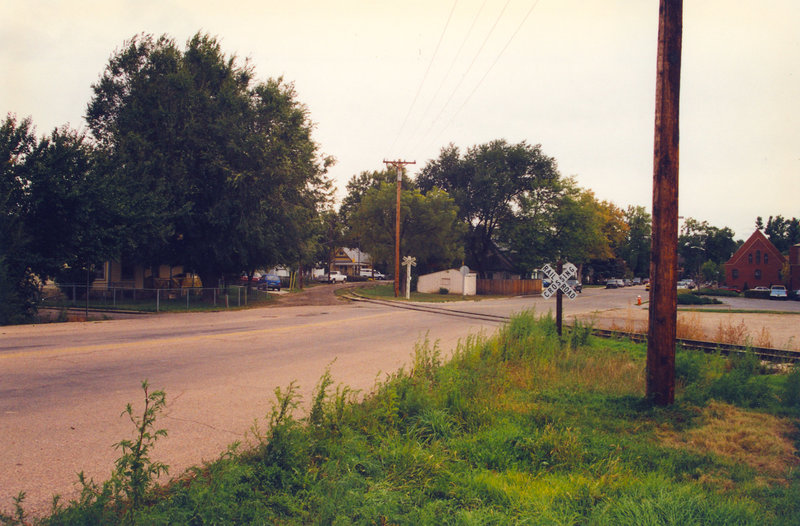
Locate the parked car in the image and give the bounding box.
[718,285,741,294]
[327,271,347,283]
[752,286,770,292]
[259,274,282,291]
[240,272,263,285]
[359,269,386,280]
[769,285,788,300]
[605,279,619,289]
[567,278,582,293]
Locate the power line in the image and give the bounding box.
[399,0,488,152]
[427,0,542,149]
[388,0,459,155]
[409,0,512,153]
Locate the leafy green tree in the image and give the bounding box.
[762,215,800,253]
[24,127,122,287]
[350,182,464,275]
[501,179,608,272]
[1,115,39,323]
[417,140,559,276]
[700,260,723,284]
[618,205,651,278]
[679,218,737,281]
[86,33,331,287]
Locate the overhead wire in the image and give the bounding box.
[408,0,513,153]
[425,0,542,153]
[388,0,459,156]
[398,0,488,153]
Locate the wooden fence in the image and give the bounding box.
[476,279,542,296]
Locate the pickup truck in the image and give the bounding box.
[327,271,347,283]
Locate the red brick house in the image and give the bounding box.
[723,230,786,290]
[790,243,800,291]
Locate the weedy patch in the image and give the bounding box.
[657,401,799,480]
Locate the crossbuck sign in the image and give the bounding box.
[541,263,578,300]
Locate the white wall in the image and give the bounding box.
[417,269,476,295]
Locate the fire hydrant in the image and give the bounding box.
[637,295,642,305]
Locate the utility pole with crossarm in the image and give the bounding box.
[383,159,416,297]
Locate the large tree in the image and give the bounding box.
[350,182,465,275]
[0,115,38,323]
[678,218,737,281]
[86,33,331,287]
[417,140,559,276]
[500,179,611,273]
[759,215,800,253]
[618,205,652,278]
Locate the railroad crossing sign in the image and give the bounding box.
[541,262,578,300]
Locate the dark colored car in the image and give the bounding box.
[259,274,282,291]
[567,278,582,293]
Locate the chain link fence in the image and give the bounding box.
[40,283,275,313]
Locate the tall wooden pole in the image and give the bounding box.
[395,168,402,297]
[647,0,682,405]
[383,159,415,297]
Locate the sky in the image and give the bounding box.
[2,0,798,240]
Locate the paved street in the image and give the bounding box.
[1,285,795,515]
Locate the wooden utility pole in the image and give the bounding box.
[647,0,682,406]
[383,159,416,297]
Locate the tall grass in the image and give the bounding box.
[6,312,800,525]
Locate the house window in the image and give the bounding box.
[92,262,106,280]
[764,253,768,264]
[121,261,135,281]
[754,269,762,279]
[732,269,739,280]
[748,254,753,264]
[756,250,761,264]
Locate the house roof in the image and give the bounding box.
[334,247,372,266]
[725,229,786,267]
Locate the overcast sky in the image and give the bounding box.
[2,0,798,240]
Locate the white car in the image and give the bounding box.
[769,285,788,299]
[327,271,347,283]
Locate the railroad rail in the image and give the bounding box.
[345,293,800,363]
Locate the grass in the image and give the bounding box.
[344,284,502,302]
[5,312,800,525]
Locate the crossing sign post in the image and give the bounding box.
[541,262,578,300]
[541,261,578,336]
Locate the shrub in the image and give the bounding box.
[693,288,740,297]
[438,287,449,295]
[677,293,722,305]
[744,289,770,299]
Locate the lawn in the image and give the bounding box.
[6,313,800,525]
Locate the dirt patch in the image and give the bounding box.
[270,281,377,307]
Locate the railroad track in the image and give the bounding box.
[345,293,800,363]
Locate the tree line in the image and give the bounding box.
[4,31,790,324]
[2,33,333,323]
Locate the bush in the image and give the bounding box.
[744,289,770,299]
[677,293,722,305]
[438,287,449,295]
[693,288,740,297]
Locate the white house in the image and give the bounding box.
[417,268,477,296]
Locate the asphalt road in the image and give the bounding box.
[4,284,788,515]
